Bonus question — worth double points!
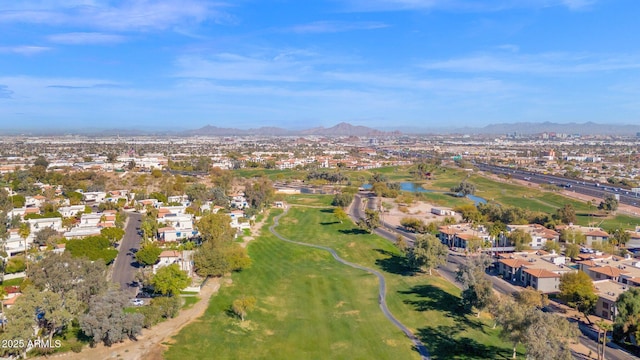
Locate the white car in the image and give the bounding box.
[130,299,144,306]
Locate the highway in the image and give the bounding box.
[474,162,640,209]
[111,211,143,296]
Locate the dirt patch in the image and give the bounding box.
[384,339,399,347]
[378,198,462,229]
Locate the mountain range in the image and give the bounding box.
[181,122,399,137]
[1,121,639,137]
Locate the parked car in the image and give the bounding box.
[130,299,144,306]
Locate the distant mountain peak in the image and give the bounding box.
[182,122,395,137]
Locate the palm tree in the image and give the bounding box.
[0,285,6,330]
[18,222,30,272]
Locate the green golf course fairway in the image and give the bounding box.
[164,211,421,360]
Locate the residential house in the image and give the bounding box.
[167,195,189,206]
[556,224,609,247]
[503,224,560,250]
[153,250,194,277]
[229,210,250,230]
[438,223,493,250]
[586,265,627,282]
[626,230,640,249]
[82,191,107,203]
[230,194,248,209]
[78,213,103,228]
[27,217,62,233]
[63,227,102,239]
[59,205,86,218]
[496,251,574,293]
[158,227,178,242]
[25,195,46,208]
[593,280,627,320]
[4,229,29,256]
[106,190,130,204]
[137,198,159,208]
[161,213,196,239]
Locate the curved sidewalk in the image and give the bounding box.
[269,206,430,360]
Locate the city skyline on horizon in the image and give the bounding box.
[2,0,640,130]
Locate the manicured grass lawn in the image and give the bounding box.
[0,277,24,287]
[182,296,200,309]
[276,207,520,359]
[284,194,335,207]
[234,169,307,180]
[165,212,419,360]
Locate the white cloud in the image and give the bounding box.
[561,0,596,10]
[338,0,597,12]
[0,46,51,55]
[0,0,227,31]
[47,32,126,44]
[287,21,388,34]
[0,85,13,98]
[421,52,640,74]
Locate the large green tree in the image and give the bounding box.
[135,243,162,266]
[451,181,476,196]
[232,295,257,321]
[244,177,275,210]
[456,254,495,317]
[614,287,640,343]
[193,243,251,277]
[555,204,577,224]
[28,252,108,305]
[357,209,380,233]
[598,194,619,212]
[66,235,118,264]
[80,289,144,346]
[150,264,191,296]
[494,293,577,360]
[408,234,448,275]
[101,227,125,245]
[196,212,236,246]
[559,271,598,324]
[508,229,532,251]
[559,228,585,245]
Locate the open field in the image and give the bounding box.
[165,211,420,360]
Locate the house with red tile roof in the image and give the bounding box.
[497,251,574,293]
[504,224,560,249]
[556,224,609,247]
[586,265,627,282]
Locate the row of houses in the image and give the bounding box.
[438,222,640,251]
[496,249,640,321]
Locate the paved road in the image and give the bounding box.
[353,192,521,295]
[271,205,430,360]
[111,211,143,295]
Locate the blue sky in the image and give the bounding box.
[1,0,639,131]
